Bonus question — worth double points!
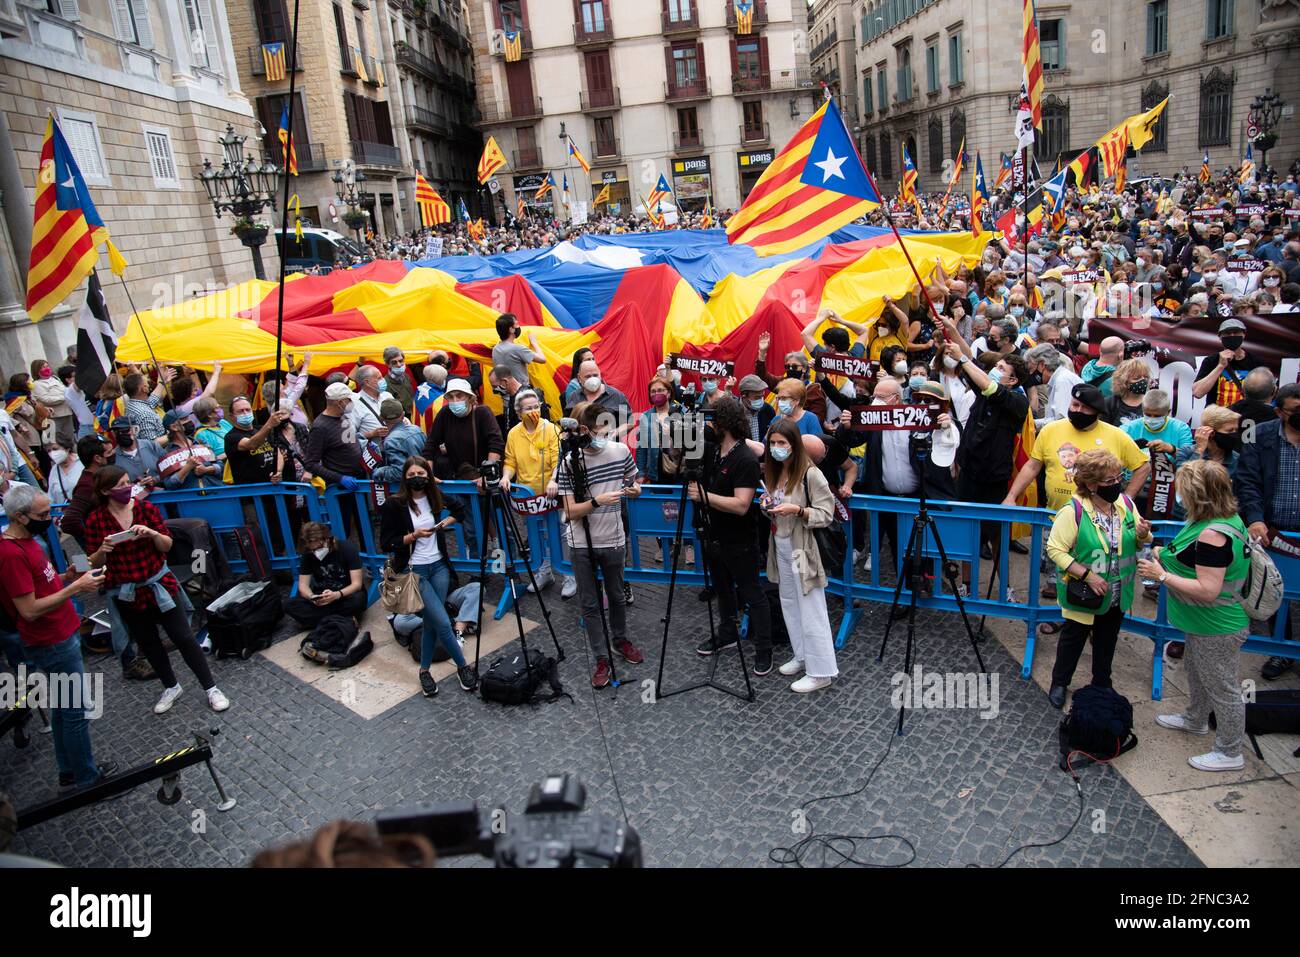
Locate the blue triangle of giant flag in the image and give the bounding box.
[1041,166,1068,213]
[797,98,880,202]
[53,119,106,230]
[655,173,672,195]
[974,154,988,198]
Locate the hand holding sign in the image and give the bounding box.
[847,403,940,431]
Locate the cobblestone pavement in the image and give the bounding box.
[4,581,1201,868]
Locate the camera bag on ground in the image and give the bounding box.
[166,517,233,613]
[1210,689,1300,759]
[300,615,373,669]
[1058,684,1138,771]
[479,647,569,706]
[206,577,284,660]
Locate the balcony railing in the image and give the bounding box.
[662,9,699,33]
[580,88,621,111]
[592,138,620,159]
[351,140,402,168]
[731,71,770,94]
[495,27,532,58]
[513,147,543,170]
[406,105,448,135]
[673,130,705,152]
[363,54,381,85]
[725,0,767,30]
[295,142,329,172]
[739,122,770,145]
[478,97,544,124]
[248,42,302,77]
[395,41,448,84]
[573,16,613,45]
[665,78,711,102]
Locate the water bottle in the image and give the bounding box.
[1139,544,1156,587]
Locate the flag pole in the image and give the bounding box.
[1021,146,1031,297]
[108,269,173,411]
[271,0,303,411]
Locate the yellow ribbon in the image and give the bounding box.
[289,194,302,241]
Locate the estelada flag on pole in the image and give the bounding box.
[415,172,450,226]
[568,139,591,175]
[971,152,989,238]
[593,183,611,206]
[478,135,507,184]
[278,103,298,176]
[725,97,880,256]
[26,115,128,322]
[262,42,287,81]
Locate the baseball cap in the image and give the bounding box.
[738,374,767,394]
[1217,318,1246,334]
[109,416,131,432]
[162,410,189,430]
[379,399,404,421]
[1071,383,1106,413]
[445,378,473,396]
[324,382,354,402]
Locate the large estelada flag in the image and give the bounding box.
[415,172,450,226]
[278,102,298,176]
[262,42,287,81]
[478,135,507,184]
[1022,0,1043,129]
[568,139,591,175]
[971,152,989,238]
[26,115,127,322]
[726,97,881,256]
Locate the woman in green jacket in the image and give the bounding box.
[1044,449,1152,710]
[1137,459,1251,773]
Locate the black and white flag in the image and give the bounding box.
[74,272,117,398]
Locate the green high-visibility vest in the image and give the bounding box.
[1056,496,1139,617]
[1160,516,1250,635]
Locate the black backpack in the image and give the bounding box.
[207,578,283,660]
[1211,689,1300,759]
[1058,685,1138,772]
[478,647,568,706]
[300,615,373,669]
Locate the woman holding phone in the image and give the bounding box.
[379,456,476,697]
[83,466,228,715]
[285,522,367,630]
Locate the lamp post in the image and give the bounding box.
[197,123,282,281]
[331,164,369,243]
[1248,89,1285,173]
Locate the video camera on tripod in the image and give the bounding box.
[375,773,642,868]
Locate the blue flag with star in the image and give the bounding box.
[797,98,880,202]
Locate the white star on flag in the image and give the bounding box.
[814,148,847,182]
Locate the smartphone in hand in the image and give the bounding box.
[71,554,91,573]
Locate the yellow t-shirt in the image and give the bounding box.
[503,420,560,495]
[1030,419,1148,511]
[869,329,907,362]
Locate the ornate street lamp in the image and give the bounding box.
[332,165,370,242]
[1248,89,1285,172]
[197,123,283,280]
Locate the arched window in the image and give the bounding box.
[949,108,965,154]
[1198,69,1232,147]
[1035,94,1069,166]
[1139,81,1168,153]
[879,130,893,177]
[928,117,943,172]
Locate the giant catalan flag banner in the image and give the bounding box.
[117,226,989,420]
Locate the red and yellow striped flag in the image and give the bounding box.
[726,98,880,256]
[1022,0,1043,129]
[477,135,507,185]
[415,172,450,226]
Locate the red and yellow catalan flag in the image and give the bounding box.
[262,42,287,82]
[478,135,507,185]
[502,30,522,62]
[568,139,591,175]
[971,151,989,238]
[278,103,298,176]
[726,98,880,256]
[415,173,450,226]
[26,116,126,322]
[1022,0,1043,129]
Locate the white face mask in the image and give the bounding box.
[313,547,329,561]
[49,449,68,465]
[943,355,960,371]
[583,375,601,393]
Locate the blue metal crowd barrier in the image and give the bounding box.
[25,479,1299,700]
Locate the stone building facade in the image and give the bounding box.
[810,0,859,124]
[0,0,266,365]
[850,0,1300,194]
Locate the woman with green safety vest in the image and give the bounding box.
[1138,459,1252,773]
[1044,449,1153,711]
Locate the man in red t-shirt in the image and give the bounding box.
[0,484,115,788]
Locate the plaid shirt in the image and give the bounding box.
[125,395,165,442]
[1271,435,1300,532]
[83,498,179,610]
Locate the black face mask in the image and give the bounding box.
[1069,410,1099,430]
[1095,482,1123,504]
[1221,335,1245,352]
[1025,370,1044,388]
[784,366,805,381]
[1130,380,1150,396]
[1212,431,1242,453]
[22,516,53,537]
[407,476,429,492]
[113,433,135,450]
[182,424,197,439]
[1054,342,1072,356]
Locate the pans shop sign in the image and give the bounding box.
[672,155,712,204]
[738,150,775,170]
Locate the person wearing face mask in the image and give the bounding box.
[372,399,428,487]
[936,348,976,428]
[1102,359,1154,427]
[349,365,391,445]
[30,357,72,441]
[45,433,83,508]
[1176,405,1243,481]
[381,346,416,417]
[562,348,595,414]
[85,466,229,716]
[286,522,368,633]
[753,336,830,422]
[872,297,914,362]
[421,378,504,557]
[492,313,545,393]
[502,388,562,592]
[635,374,687,482]
[904,362,930,402]
[1193,318,1259,407]
[737,374,776,442]
[1121,389,1194,509]
[192,397,232,472]
[772,380,823,436]
[571,358,631,427]
[0,484,117,789]
[1023,342,1082,431]
[1043,449,1152,710]
[158,410,220,492]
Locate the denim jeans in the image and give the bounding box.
[24,631,100,786]
[570,546,627,658]
[393,581,481,634]
[413,561,465,670]
[1,627,26,668]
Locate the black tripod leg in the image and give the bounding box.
[655,481,697,695]
[498,490,564,660]
[928,521,989,673]
[472,490,492,677]
[896,518,925,736]
[877,514,922,664]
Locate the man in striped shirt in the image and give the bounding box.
[556,401,644,688]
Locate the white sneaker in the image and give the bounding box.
[527,571,554,594]
[853,549,863,564]
[791,675,833,693]
[1188,750,1244,772]
[956,583,970,598]
[1155,713,1209,735]
[1006,587,1020,604]
[778,658,805,676]
[561,576,578,600]
[207,687,230,712]
[154,684,183,714]
[862,553,872,572]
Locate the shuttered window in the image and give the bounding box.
[112,0,154,48]
[144,128,179,189]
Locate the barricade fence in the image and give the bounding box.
[26,480,1299,700]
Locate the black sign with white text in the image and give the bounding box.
[670,354,734,379]
[847,403,940,432]
[815,353,874,380]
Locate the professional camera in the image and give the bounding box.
[558,416,590,454]
[375,773,641,868]
[479,459,504,485]
[1124,338,1153,359]
[679,382,699,410]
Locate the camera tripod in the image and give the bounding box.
[470,475,564,678]
[876,436,987,734]
[655,435,756,703]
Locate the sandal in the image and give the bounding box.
[1039,621,1064,635]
